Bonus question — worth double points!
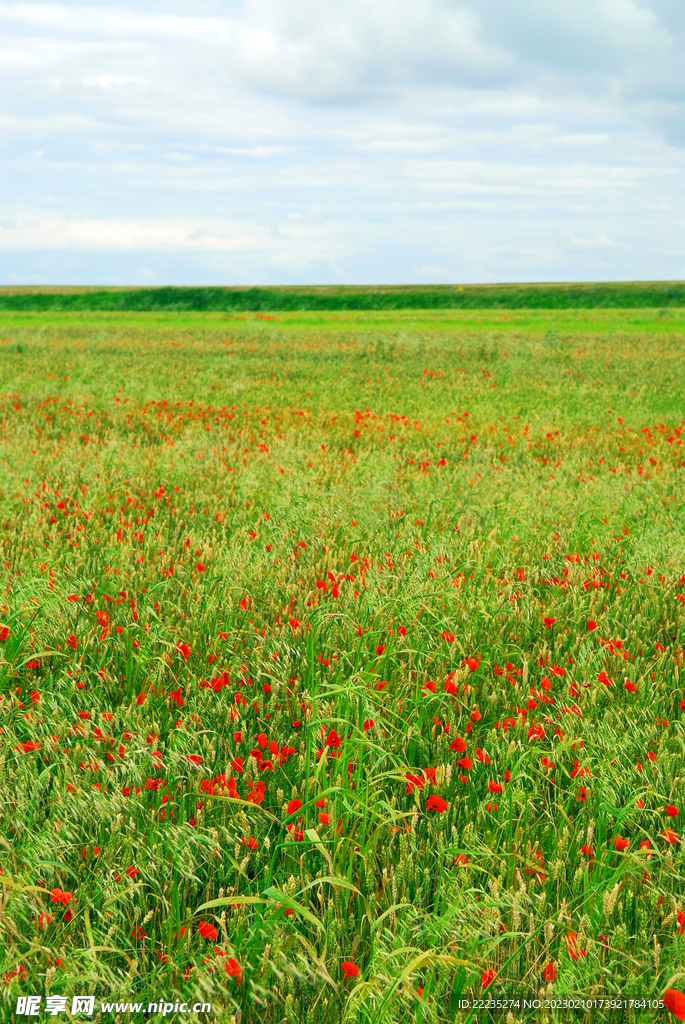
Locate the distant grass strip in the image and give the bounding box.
[0,280,683,312]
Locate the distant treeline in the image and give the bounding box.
[0,282,683,312]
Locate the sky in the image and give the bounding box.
[1,0,683,286]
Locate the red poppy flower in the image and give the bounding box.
[542,962,556,981]
[287,798,302,815]
[198,920,218,940]
[667,805,679,817]
[50,889,74,905]
[663,990,685,1021]
[318,812,330,825]
[678,912,685,934]
[663,828,679,844]
[341,961,360,978]
[67,635,77,649]
[125,865,139,879]
[426,795,447,812]
[441,631,455,642]
[624,679,637,692]
[186,754,203,765]
[488,781,503,793]
[404,773,424,797]
[131,926,145,940]
[16,740,41,753]
[465,657,479,671]
[225,957,241,984]
[543,617,556,628]
[176,641,191,659]
[587,620,597,631]
[565,932,587,960]
[613,835,629,851]
[481,968,497,989]
[0,626,9,640]
[38,912,50,931]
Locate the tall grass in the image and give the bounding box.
[0,308,684,1023]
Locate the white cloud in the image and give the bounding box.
[81,75,147,92]
[568,232,629,250]
[0,216,274,251]
[2,0,682,127]
[0,0,683,283]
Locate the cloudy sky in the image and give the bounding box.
[1,0,683,285]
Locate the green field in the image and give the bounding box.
[0,281,684,313]
[1,307,685,1024]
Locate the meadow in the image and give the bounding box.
[0,306,684,1024]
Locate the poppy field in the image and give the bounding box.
[1,305,685,1023]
